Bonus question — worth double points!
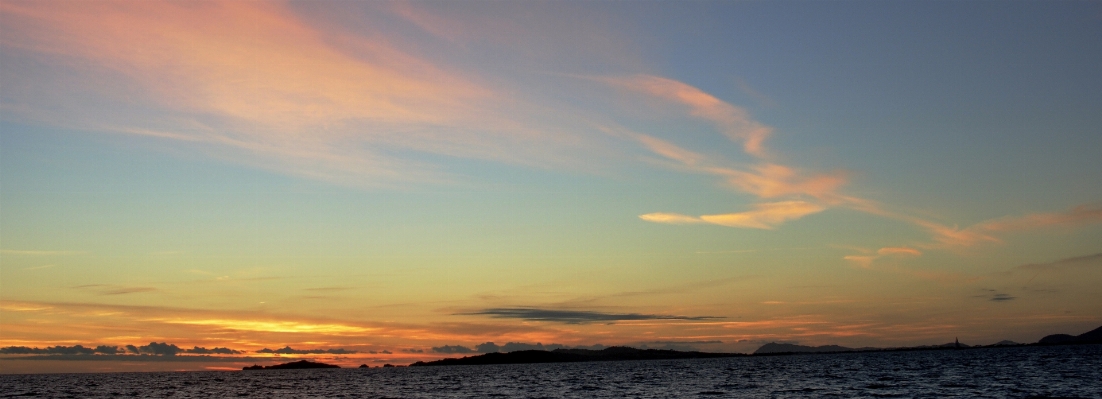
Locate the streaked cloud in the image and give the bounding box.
[155,319,373,335]
[638,213,706,225]
[0,302,53,312]
[699,201,826,229]
[101,287,158,296]
[892,204,1102,250]
[643,200,824,229]
[256,346,355,355]
[641,201,825,230]
[602,75,772,157]
[430,345,475,354]
[877,247,922,256]
[609,73,1100,269]
[974,289,1016,302]
[844,246,924,268]
[603,80,847,231]
[71,284,158,296]
[976,204,1102,233]
[0,0,611,187]
[1009,253,1102,274]
[0,250,81,256]
[708,164,849,200]
[460,308,723,324]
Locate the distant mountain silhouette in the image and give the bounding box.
[755,341,972,354]
[754,343,858,354]
[242,360,340,370]
[754,324,1102,355]
[1038,325,1102,345]
[409,346,743,367]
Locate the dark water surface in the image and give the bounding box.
[2,345,1099,398]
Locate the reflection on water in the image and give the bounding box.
[2,345,1099,398]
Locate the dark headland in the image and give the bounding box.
[1037,325,1102,345]
[755,324,1102,355]
[410,346,744,367]
[243,360,340,370]
[410,325,1102,367]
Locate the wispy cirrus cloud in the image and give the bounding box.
[843,246,923,268]
[641,201,826,230]
[71,284,158,296]
[601,74,1101,265]
[699,201,826,229]
[638,212,707,225]
[459,308,723,324]
[0,249,82,256]
[100,287,158,296]
[878,203,1102,252]
[1014,253,1102,273]
[599,76,851,231]
[255,346,356,355]
[154,319,373,335]
[602,75,772,157]
[0,1,614,188]
[976,204,1102,233]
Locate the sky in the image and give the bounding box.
[1,0,1101,373]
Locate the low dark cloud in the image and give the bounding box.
[470,342,608,353]
[129,342,182,356]
[1014,253,1102,273]
[1,345,95,355]
[2,343,241,356]
[461,308,723,324]
[8,355,262,362]
[474,342,500,353]
[185,346,242,355]
[70,284,157,295]
[402,349,424,353]
[629,340,724,351]
[431,345,474,354]
[256,346,356,354]
[501,342,558,352]
[974,289,1016,302]
[101,287,157,295]
[94,345,120,354]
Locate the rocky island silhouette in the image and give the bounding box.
[243,360,340,370]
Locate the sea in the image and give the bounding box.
[2,344,1099,398]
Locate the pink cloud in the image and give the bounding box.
[907,204,1102,249]
[973,203,1102,233]
[706,164,849,200]
[0,1,610,187]
[844,246,921,268]
[638,213,705,224]
[641,201,825,230]
[601,75,773,157]
[699,201,826,230]
[877,247,922,256]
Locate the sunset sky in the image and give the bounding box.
[2,1,1101,373]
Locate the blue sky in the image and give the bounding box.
[1,0,1100,372]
